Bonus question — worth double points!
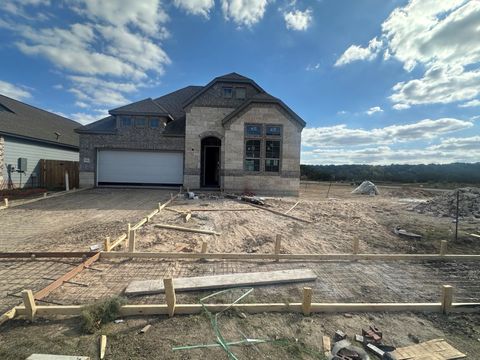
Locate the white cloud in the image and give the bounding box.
[459,99,480,108]
[0,80,32,100]
[221,0,269,27]
[366,106,383,115]
[428,136,480,151]
[70,109,109,125]
[173,0,214,18]
[392,103,410,110]
[306,63,320,71]
[302,118,473,148]
[335,37,382,67]
[284,9,313,31]
[2,1,171,108]
[334,0,480,109]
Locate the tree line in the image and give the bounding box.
[300,163,480,184]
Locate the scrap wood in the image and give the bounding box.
[470,233,480,238]
[27,355,90,360]
[322,336,332,356]
[392,338,466,360]
[394,226,422,239]
[154,223,220,235]
[244,203,313,224]
[285,201,300,214]
[100,335,107,359]
[125,268,317,296]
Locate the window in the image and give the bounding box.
[223,87,233,98]
[266,125,281,136]
[135,117,146,128]
[245,140,261,171]
[120,116,132,127]
[244,124,282,173]
[150,118,160,128]
[245,124,262,137]
[235,87,246,100]
[265,140,280,172]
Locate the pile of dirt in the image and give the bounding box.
[414,187,480,218]
[352,181,379,196]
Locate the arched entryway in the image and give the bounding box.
[201,136,221,187]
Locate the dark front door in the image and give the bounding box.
[201,137,221,187]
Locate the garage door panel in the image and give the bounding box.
[97,150,183,185]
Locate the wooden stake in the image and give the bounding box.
[184,212,192,223]
[100,335,107,359]
[201,240,208,254]
[441,285,453,314]
[322,336,332,357]
[440,240,447,256]
[104,237,110,252]
[302,287,312,315]
[274,235,282,261]
[128,228,136,253]
[22,290,37,321]
[4,198,8,208]
[164,278,176,317]
[43,193,47,198]
[353,238,359,255]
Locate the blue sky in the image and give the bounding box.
[0,0,479,165]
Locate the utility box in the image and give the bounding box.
[17,157,27,172]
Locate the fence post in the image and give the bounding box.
[164,278,176,317]
[440,240,447,256]
[128,228,136,253]
[353,238,359,255]
[21,289,37,321]
[275,235,282,261]
[302,287,312,315]
[441,285,453,314]
[4,198,8,208]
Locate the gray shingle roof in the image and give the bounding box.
[0,94,79,148]
[109,98,171,117]
[154,85,203,120]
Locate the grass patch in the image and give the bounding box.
[80,296,125,334]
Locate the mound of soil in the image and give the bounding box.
[414,187,480,218]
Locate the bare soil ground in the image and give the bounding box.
[0,183,479,359]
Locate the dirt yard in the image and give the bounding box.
[0,183,479,359]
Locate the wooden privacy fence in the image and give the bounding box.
[39,159,79,190]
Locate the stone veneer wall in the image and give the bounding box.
[0,136,4,185]
[184,103,302,195]
[79,123,184,187]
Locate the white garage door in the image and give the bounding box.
[97,150,183,186]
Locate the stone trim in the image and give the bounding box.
[184,168,200,175]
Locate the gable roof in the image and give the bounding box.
[109,98,172,119]
[182,72,264,108]
[154,85,203,120]
[222,93,306,128]
[0,94,79,148]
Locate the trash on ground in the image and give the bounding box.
[393,226,422,239]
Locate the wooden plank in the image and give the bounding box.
[131,218,148,231]
[471,233,480,239]
[16,301,478,318]
[244,203,312,223]
[27,355,90,360]
[174,208,256,212]
[441,285,453,314]
[100,335,107,360]
[0,252,95,258]
[322,336,331,357]
[0,308,16,326]
[154,223,220,235]
[164,279,176,317]
[101,251,480,261]
[285,201,300,214]
[392,338,466,359]
[124,269,317,295]
[108,233,127,250]
[302,287,312,315]
[22,290,37,321]
[34,253,100,300]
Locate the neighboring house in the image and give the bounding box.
[0,94,79,189]
[76,73,306,195]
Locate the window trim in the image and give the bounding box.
[235,87,246,100]
[134,117,146,128]
[244,139,261,172]
[244,123,283,174]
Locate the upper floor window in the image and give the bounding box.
[120,116,132,127]
[266,125,281,136]
[235,87,246,100]
[223,87,233,98]
[135,117,146,128]
[245,124,262,137]
[150,118,160,128]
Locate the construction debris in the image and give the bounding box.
[393,226,422,239]
[99,335,107,360]
[392,338,465,359]
[125,269,317,296]
[139,324,152,334]
[331,339,370,360]
[352,181,380,196]
[415,187,480,218]
[27,356,90,360]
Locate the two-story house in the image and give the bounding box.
[76,73,306,195]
